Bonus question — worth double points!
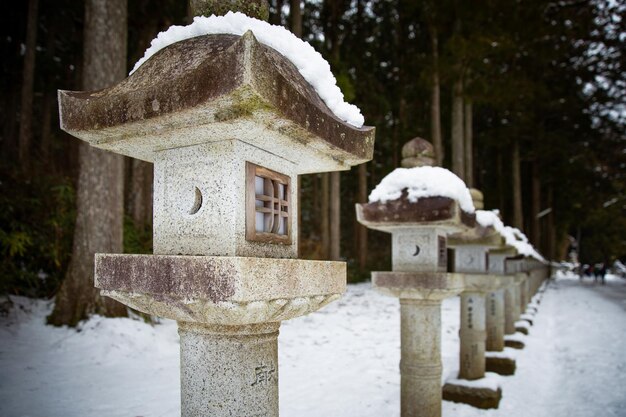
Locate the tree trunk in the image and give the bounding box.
[290,0,302,256]
[290,0,302,36]
[40,17,58,168]
[531,161,541,247]
[324,0,343,262]
[429,25,443,166]
[330,171,341,261]
[128,159,153,229]
[497,149,505,219]
[511,139,523,231]
[40,90,54,167]
[464,99,473,187]
[546,186,555,261]
[451,77,465,179]
[357,163,368,270]
[18,0,39,174]
[321,173,330,259]
[48,0,128,327]
[269,0,285,25]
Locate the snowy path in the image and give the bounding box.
[442,273,626,417]
[1,272,625,417]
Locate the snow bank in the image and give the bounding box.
[131,12,365,128]
[476,210,544,261]
[368,166,475,213]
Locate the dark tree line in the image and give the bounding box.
[0,0,624,324]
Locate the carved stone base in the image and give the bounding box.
[515,326,529,335]
[515,320,530,335]
[520,313,534,325]
[486,356,516,376]
[442,381,502,409]
[504,338,525,349]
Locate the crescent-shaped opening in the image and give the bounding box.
[189,186,203,215]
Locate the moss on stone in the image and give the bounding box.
[214,88,272,122]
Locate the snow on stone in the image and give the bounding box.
[485,347,519,360]
[445,372,502,391]
[476,209,544,261]
[504,332,527,343]
[515,320,531,330]
[368,166,475,213]
[520,313,534,322]
[130,12,365,128]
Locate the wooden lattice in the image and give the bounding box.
[246,162,291,244]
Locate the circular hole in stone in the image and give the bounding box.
[189,187,203,215]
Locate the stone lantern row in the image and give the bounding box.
[57,2,549,416]
[357,137,551,414]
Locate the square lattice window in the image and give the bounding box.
[246,162,291,244]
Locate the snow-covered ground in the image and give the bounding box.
[1,271,625,417]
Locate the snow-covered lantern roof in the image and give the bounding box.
[357,137,475,234]
[58,26,374,172]
[356,138,475,273]
[58,12,375,258]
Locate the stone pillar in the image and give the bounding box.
[445,245,510,408]
[504,285,516,335]
[485,289,505,351]
[459,291,486,380]
[517,275,527,317]
[179,322,280,417]
[512,282,521,322]
[400,299,443,417]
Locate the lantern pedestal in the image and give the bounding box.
[504,284,517,335]
[373,271,464,417]
[486,289,505,352]
[485,279,517,376]
[443,274,506,410]
[95,254,345,417]
[179,322,280,417]
[485,349,517,376]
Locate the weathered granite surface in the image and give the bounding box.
[442,383,502,410]
[58,32,374,173]
[95,254,345,325]
[486,356,516,376]
[356,194,475,232]
[179,322,279,417]
[372,272,464,300]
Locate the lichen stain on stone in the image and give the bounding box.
[96,255,237,304]
[214,88,272,122]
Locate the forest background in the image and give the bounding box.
[1,0,624,325]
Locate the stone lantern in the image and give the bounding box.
[443,194,515,409]
[506,256,532,334]
[57,2,375,416]
[485,246,520,373]
[356,137,474,417]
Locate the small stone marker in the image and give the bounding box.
[58,2,375,416]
